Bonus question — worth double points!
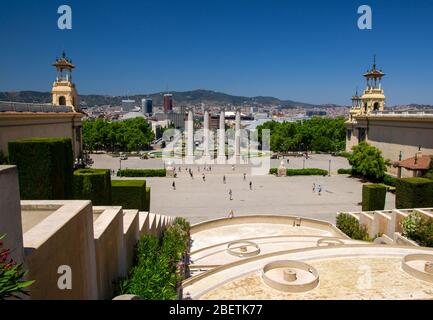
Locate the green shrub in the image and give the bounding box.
[362,184,387,211]
[401,212,433,247]
[73,169,112,205]
[0,234,34,299]
[119,218,190,299]
[383,174,398,187]
[145,187,151,212]
[286,168,328,176]
[395,177,433,209]
[348,142,389,180]
[117,169,166,177]
[335,151,352,159]
[336,213,371,241]
[111,180,147,211]
[8,138,73,200]
[269,168,278,175]
[338,168,353,174]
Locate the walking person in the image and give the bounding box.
[249,181,252,190]
[317,184,322,196]
[243,173,246,181]
[172,181,176,190]
[223,175,226,184]
[202,173,206,182]
[313,183,316,193]
[229,189,233,200]
[228,209,234,219]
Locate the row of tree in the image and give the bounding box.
[83,117,154,152]
[257,117,346,152]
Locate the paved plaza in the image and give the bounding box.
[91,153,396,225]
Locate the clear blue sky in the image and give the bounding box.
[0,0,432,105]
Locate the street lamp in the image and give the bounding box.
[119,158,122,171]
[328,159,331,177]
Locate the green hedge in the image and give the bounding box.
[73,169,112,205]
[338,168,353,174]
[111,180,147,211]
[8,138,73,200]
[269,168,328,176]
[145,187,151,212]
[286,168,328,176]
[119,218,190,299]
[362,184,386,211]
[383,174,398,187]
[395,177,433,209]
[117,169,166,177]
[336,213,371,241]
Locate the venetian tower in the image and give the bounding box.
[359,56,386,115]
[51,51,78,111]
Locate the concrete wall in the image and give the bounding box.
[0,113,83,158]
[0,166,24,265]
[22,200,98,300]
[93,206,125,300]
[123,210,140,273]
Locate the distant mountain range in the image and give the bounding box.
[0,89,339,108]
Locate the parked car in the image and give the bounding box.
[120,155,128,160]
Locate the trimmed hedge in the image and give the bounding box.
[119,218,190,299]
[8,138,73,200]
[383,174,398,187]
[286,168,328,176]
[338,168,352,174]
[73,169,112,205]
[145,187,151,212]
[269,168,328,176]
[336,213,371,241]
[111,180,147,211]
[117,169,166,177]
[362,184,386,211]
[395,177,433,209]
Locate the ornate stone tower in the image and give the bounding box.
[349,88,362,121]
[360,56,385,114]
[51,51,78,111]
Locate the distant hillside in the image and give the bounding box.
[0,89,320,108]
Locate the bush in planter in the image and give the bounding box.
[73,169,112,205]
[362,184,387,211]
[395,177,433,209]
[117,169,166,177]
[338,168,352,174]
[119,218,190,299]
[0,234,34,299]
[336,213,371,241]
[111,180,147,211]
[401,212,433,247]
[8,138,73,200]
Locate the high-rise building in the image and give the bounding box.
[163,94,173,113]
[142,98,153,115]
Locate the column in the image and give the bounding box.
[203,108,210,161]
[186,108,194,163]
[218,108,226,163]
[235,108,241,161]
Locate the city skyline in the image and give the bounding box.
[1,0,433,105]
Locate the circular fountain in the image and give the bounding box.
[226,240,260,257]
[402,254,433,283]
[262,260,319,293]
